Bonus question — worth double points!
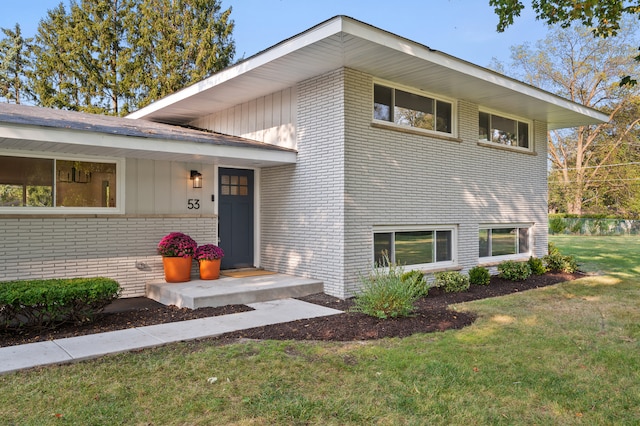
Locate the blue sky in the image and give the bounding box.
[0,0,550,68]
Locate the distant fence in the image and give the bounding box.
[549,217,640,236]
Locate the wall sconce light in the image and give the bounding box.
[190,170,202,188]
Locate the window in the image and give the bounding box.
[220,174,249,196]
[0,155,119,211]
[374,84,453,134]
[479,111,530,149]
[373,226,455,268]
[479,226,530,259]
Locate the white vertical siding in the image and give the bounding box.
[190,88,297,150]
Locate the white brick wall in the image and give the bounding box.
[262,67,548,298]
[0,216,216,297]
[261,68,347,296]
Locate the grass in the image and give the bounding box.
[1,235,639,424]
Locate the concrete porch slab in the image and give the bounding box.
[146,273,324,309]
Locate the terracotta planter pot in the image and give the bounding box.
[162,256,193,283]
[199,258,221,280]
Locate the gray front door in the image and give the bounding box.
[218,168,254,269]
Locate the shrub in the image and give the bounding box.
[0,277,120,330]
[548,216,567,234]
[528,256,547,275]
[401,270,428,297]
[434,271,470,293]
[544,243,578,273]
[498,261,531,281]
[468,266,490,286]
[352,261,419,319]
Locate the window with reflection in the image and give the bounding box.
[374,84,453,134]
[479,111,530,149]
[479,226,530,258]
[0,155,117,209]
[374,227,454,267]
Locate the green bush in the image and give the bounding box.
[528,256,547,275]
[401,270,428,297]
[0,277,120,330]
[434,271,470,293]
[544,243,579,273]
[548,216,567,234]
[468,266,490,286]
[352,261,419,319]
[498,261,531,281]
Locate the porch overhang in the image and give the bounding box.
[129,16,609,130]
[0,105,297,168]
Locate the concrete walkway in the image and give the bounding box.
[0,298,343,375]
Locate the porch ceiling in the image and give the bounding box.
[129,16,608,130]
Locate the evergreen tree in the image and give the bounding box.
[0,23,33,104]
[29,0,234,115]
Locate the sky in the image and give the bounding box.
[0,0,551,69]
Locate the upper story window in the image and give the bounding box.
[479,110,530,149]
[373,83,453,135]
[0,154,120,213]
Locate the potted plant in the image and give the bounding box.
[157,232,197,282]
[194,244,225,280]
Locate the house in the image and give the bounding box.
[0,16,607,298]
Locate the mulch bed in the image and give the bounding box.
[0,272,581,347]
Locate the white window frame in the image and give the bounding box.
[373,80,457,138]
[0,150,125,215]
[373,225,458,270]
[478,108,532,152]
[479,223,532,262]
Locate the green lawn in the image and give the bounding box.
[1,235,639,425]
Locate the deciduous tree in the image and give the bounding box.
[502,22,640,216]
[489,0,640,85]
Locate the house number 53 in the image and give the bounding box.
[187,199,200,210]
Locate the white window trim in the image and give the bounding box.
[0,150,125,215]
[478,108,533,152]
[372,79,458,138]
[373,224,458,270]
[478,223,532,262]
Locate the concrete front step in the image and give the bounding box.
[146,273,324,309]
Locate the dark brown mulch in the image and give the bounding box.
[0,272,581,347]
[215,272,582,341]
